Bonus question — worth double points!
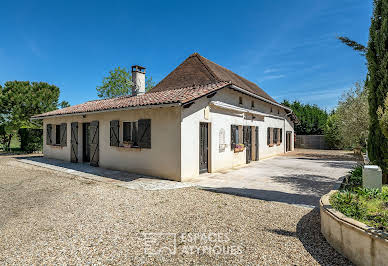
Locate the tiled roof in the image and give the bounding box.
[32,81,231,118]
[149,53,277,103]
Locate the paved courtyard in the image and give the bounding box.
[190,149,359,207]
[0,150,357,264]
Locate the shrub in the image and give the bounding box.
[18,128,43,153]
[342,165,363,190]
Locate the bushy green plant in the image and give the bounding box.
[342,165,363,190]
[331,191,367,219]
[18,128,43,153]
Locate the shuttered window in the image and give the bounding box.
[137,119,151,148]
[123,121,138,145]
[267,127,271,145]
[110,120,120,147]
[55,125,61,145]
[280,128,283,143]
[231,125,239,150]
[46,124,52,145]
[123,122,131,142]
[60,123,67,147]
[273,128,278,144]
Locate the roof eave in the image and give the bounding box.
[31,102,181,120]
[229,84,292,112]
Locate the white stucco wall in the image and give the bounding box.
[180,87,294,181]
[42,87,294,182]
[43,106,181,181]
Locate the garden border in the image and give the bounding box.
[320,190,388,265]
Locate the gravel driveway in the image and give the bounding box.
[0,153,352,265]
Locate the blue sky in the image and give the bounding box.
[0,0,371,110]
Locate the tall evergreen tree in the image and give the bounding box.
[366,0,388,178]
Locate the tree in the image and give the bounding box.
[282,100,328,135]
[378,94,388,139]
[324,113,343,149]
[337,36,367,56]
[366,0,388,176]
[96,66,155,99]
[97,67,133,99]
[336,82,369,149]
[59,101,70,109]
[0,81,60,150]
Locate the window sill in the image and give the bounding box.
[49,144,63,148]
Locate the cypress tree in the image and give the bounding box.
[367,0,388,179]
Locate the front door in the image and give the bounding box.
[83,123,91,162]
[199,122,209,174]
[286,131,292,152]
[255,126,259,160]
[244,126,252,164]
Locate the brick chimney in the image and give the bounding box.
[131,65,146,96]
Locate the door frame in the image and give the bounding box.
[243,126,252,164]
[286,131,292,152]
[82,122,91,162]
[199,122,210,174]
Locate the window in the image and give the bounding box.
[280,128,283,143]
[267,127,271,145]
[273,128,278,144]
[231,125,239,149]
[239,97,243,105]
[278,109,280,114]
[251,101,254,108]
[55,125,61,145]
[123,121,138,146]
[270,107,273,113]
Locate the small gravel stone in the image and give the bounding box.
[0,156,351,265]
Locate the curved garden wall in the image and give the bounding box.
[320,190,388,266]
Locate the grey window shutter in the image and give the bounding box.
[231,125,236,150]
[267,127,270,145]
[60,123,67,147]
[110,120,120,146]
[90,121,99,166]
[138,119,151,148]
[280,128,283,143]
[46,124,52,145]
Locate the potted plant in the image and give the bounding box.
[234,143,245,153]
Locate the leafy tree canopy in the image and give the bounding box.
[96,66,155,99]
[336,82,369,148]
[0,81,62,150]
[282,100,328,135]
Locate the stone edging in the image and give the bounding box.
[320,190,388,265]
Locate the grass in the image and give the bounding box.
[0,135,21,152]
[330,165,388,232]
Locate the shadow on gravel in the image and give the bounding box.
[296,207,353,265]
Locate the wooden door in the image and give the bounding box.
[243,126,252,164]
[286,131,292,152]
[255,126,259,160]
[83,123,91,162]
[89,121,99,167]
[70,122,78,163]
[199,123,209,174]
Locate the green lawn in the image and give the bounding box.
[0,135,21,151]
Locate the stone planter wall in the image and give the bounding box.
[320,190,388,266]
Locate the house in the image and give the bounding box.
[32,53,297,181]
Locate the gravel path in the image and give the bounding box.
[0,156,351,265]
